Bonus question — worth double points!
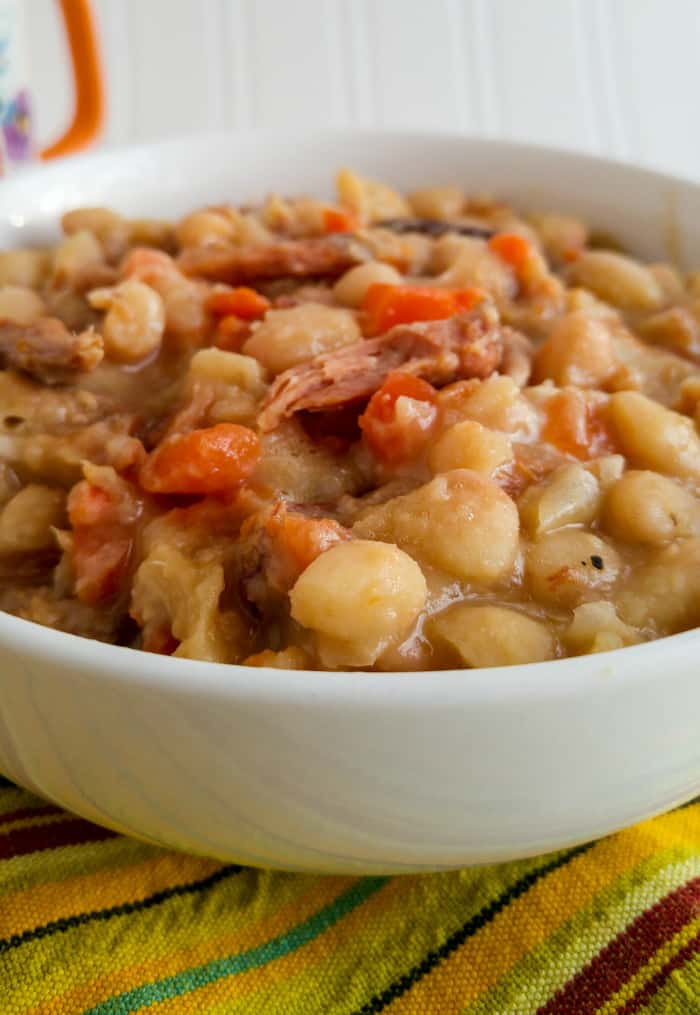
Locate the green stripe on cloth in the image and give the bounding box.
[82,876,387,1015]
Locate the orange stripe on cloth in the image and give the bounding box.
[379,806,700,1014]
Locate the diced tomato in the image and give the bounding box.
[322,207,359,234]
[359,372,438,464]
[72,525,133,605]
[207,286,270,320]
[361,283,485,335]
[488,232,533,273]
[542,390,618,460]
[213,314,250,351]
[139,423,261,495]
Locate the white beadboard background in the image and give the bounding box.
[24,0,700,179]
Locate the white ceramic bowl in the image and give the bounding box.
[1,130,700,874]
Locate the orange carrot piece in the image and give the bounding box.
[139,423,261,495]
[322,207,359,234]
[488,232,532,272]
[359,371,438,463]
[542,390,617,460]
[213,315,250,351]
[361,283,483,335]
[72,526,133,604]
[207,286,270,320]
[67,481,114,527]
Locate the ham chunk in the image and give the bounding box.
[0,316,103,384]
[177,235,370,285]
[257,304,503,431]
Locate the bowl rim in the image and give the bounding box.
[3,125,700,195]
[2,127,700,704]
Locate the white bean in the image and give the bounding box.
[602,470,700,544]
[332,262,402,308]
[429,604,555,667]
[89,280,165,363]
[290,539,427,667]
[353,469,520,583]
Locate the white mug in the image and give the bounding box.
[0,0,103,175]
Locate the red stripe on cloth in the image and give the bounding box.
[616,927,700,1015]
[0,818,115,860]
[0,804,62,827]
[537,875,700,1015]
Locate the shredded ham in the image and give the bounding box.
[257,304,503,431]
[0,317,104,385]
[177,235,371,285]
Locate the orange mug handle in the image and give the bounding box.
[40,0,104,161]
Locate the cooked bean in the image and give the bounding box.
[336,169,411,223]
[616,538,700,634]
[429,604,555,667]
[529,213,587,263]
[0,485,65,553]
[243,304,361,374]
[429,420,513,475]
[0,285,45,324]
[176,211,237,249]
[519,464,601,536]
[608,391,700,479]
[564,601,641,654]
[62,207,131,261]
[526,529,620,608]
[52,230,104,286]
[354,469,520,582]
[88,280,165,363]
[0,249,49,288]
[602,470,700,543]
[407,186,465,221]
[290,539,427,667]
[332,261,403,308]
[567,250,663,313]
[534,312,617,388]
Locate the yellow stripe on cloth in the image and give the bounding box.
[20,875,355,1015]
[384,805,700,1013]
[463,848,700,1015]
[0,852,224,939]
[0,834,161,900]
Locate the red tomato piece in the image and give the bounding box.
[359,372,438,464]
[139,423,261,495]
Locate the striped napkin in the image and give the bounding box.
[2,775,699,1014]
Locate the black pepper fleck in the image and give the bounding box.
[590,555,604,570]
